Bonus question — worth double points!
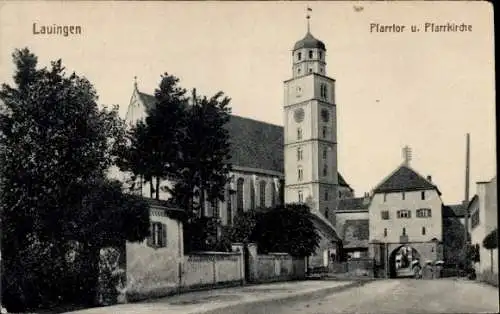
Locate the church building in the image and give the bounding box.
[123,20,354,268]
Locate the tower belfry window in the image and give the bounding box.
[298,52,302,61]
[309,50,313,59]
[319,51,323,59]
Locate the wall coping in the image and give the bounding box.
[188,251,241,256]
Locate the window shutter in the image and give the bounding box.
[161,223,167,248]
[147,222,153,247]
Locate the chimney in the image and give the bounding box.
[427,175,432,182]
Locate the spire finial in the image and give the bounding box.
[306,6,312,32]
[133,76,138,90]
[402,145,412,166]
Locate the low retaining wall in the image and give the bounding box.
[329,258,375,277]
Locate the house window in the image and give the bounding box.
[236,178,244,213]
[259,180,266,208]
[383,193,387,202]
[421,191,425,200]
[322,126,327,138]
[416,208,432,218]
[397,210,411,219]
[147,222,167,248]
[297,128,302,140]
[402,192,405,200]
[471,210,480,229]
[298,167,303,181]
[402,227,406,236]
[323,147,327,159]
[322,165,328,176]
[298,52,302,61]
[384,228,387,237]
[297,147,303,161]
[422,226,426,235]
[381,210,389,220]
[309,50,313,59]
[298,190,304,203]
[324,190,329,201]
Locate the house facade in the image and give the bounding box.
[335,195,370,259]
[468,176,498,281]
[368,163,444,277]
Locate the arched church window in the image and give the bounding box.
[271,181,276,207]
[309,50,313,59]
[298,190,304,203]
[298,52,302,61]
[308,68,313,74]
[259,180,266,208]
[297,128,302,140]
[325,208,329,219]
[297,147,303,161]
[236,178,244,213]
[323,147,327,159]
[297,68,301,75]
[319,51,323,59]
[324,190,329,201]
[298,167,303,181]
[322,165,328,177]
[322,126,327,138]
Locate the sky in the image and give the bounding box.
[0,1,495,204]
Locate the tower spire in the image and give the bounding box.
[306,6,312,33]
[133,76,138,90]
[402,145,412,166]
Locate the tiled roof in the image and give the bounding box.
[373,165,439,194]
[135,90,350,181]
[443,202,468,218]
[342,219,369,249]
[337,197,370,211]
[338,173,351,189]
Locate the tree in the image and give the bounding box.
[173,89,232,216]
[227,204,320,257]
[483,228,498,250]
[0,48,150,311]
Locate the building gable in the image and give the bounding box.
[372,164,440,195]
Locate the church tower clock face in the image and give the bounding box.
[294,108,305,123]
[321,109,330,123]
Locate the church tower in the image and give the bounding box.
[283,14,338,223]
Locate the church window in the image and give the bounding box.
[324,190,329,201]
[309,68,313,74]
[298,167,303,181]
[297,128,302,140]
[421,191,426,200]
[236,178,244,213]
[271,181,277,207]
[325,208,329,219]
[319,51,323,59]
[397,209,411,219]
[297,52,302,61]
[259,180,266,208]
[323,147,327,159]
[250,179,256,210]
[383,228,387,237]
[309,50,313,59]
[320,68,323,73]
[383,193,387,202]
[297,68,301,75]
[402,227,406,236]
[226,187,233,225]
[422,226,426,235]
[322,165,328,177]
[322,126,327,138]
[298,190,304,203]
[297,147,303,161]
[320,83,328,99]
[338,191,342,198]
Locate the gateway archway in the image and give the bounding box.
[389,245,421,278]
